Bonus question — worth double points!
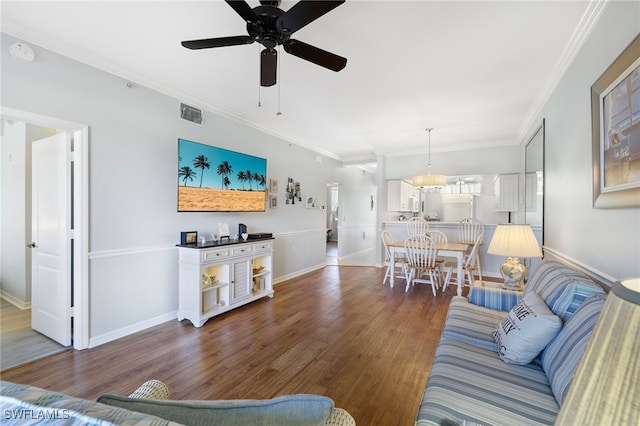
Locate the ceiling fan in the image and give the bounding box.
[181,0,347,87]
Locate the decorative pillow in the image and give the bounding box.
[524,260,605,322]
[493,292,562,365]
[97,393,334,426]
[541,293,606,405]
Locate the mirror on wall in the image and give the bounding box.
[525,119,544,243]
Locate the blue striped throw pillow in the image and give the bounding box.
[541,293,606,405]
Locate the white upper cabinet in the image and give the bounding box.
[388,180,418,212]
[494,174,519,212]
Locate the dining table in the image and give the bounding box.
[387,240,471,296]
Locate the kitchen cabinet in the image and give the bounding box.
[388,180,418,212]
[494,174,519,212]
[177,239,273,327]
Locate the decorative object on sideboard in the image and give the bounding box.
[555,277,640,425]
[591,34,640,208]
[487,224,542,288]
[180,231,197,245]
[412,128,447,189]
[218,223,230,241]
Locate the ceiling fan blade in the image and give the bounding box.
[225,0,260,24]
[283,39,346,72]
[261,48,277,87]
[181,36,254,49]
[277,0,345,35]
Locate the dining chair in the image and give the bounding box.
[442,234,482,292]
[428,230,451,284]
[381,230,408,286]
[458,218,484,280]
[406,217,430,237]
[404,234,439,296]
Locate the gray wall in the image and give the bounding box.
[521,1,640,282]
[0,33,368,346]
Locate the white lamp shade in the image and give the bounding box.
[412,174,446,188]
[487,224,542,258]
[555,278,640,425]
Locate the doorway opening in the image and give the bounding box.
[0,108,89,370]
[326,183,339,265]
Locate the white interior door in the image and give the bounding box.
[31,132,72,346]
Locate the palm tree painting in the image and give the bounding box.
[178,166,197,186]
[217,161,233,189]
[193,155,210,188]
[177,139,267,212]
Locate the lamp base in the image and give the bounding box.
[500,257,526,288]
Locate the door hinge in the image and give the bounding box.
[69,306,75,317]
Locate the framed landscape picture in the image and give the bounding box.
[591,34,640,208]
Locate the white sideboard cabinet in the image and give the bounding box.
[177,238,274,327]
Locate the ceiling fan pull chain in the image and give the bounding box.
[258,46,262,107]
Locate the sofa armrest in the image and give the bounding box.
[123,380,356,425]
[468,282,523,312]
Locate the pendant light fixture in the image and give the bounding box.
[412,128,447,188]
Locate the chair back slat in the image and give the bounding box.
[405,234,438,269]
[382,230,393,260]
[406,217,430,237]
[458,218,484,244]
[428,230,448,247]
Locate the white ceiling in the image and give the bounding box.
[1,1,599,161]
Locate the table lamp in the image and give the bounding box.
[555,277,639,425]
[487,224,542,287]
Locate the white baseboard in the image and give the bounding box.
[0,290,30,310]
[88,311,177,348]
[273,263,326,285]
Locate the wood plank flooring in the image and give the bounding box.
[1,299,69,370]
[1,266,463,425]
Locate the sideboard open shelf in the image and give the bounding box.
[177,238,274,327]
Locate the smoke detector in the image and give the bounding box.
[9,42,35,62]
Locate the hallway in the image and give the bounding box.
[326,241,376,266]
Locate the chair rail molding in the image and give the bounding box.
[543,246,617,289]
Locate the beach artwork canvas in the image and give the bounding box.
[178,138,267,212]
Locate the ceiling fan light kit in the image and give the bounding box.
[181,0,347,87]
[412,128,447,189]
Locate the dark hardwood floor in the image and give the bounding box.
[1,266,464,425]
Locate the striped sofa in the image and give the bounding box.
[416,260,607,426]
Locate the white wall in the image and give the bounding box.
[520,1,640,282]
[386,145,521,180]
[1,121,55,306]
[0,33,360,345]
[1,121,27,305]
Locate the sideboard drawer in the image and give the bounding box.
[253,241,273,253]
[201,248,229,262]
[231,245,253,256]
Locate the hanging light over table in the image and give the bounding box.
[412,128,447,188]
